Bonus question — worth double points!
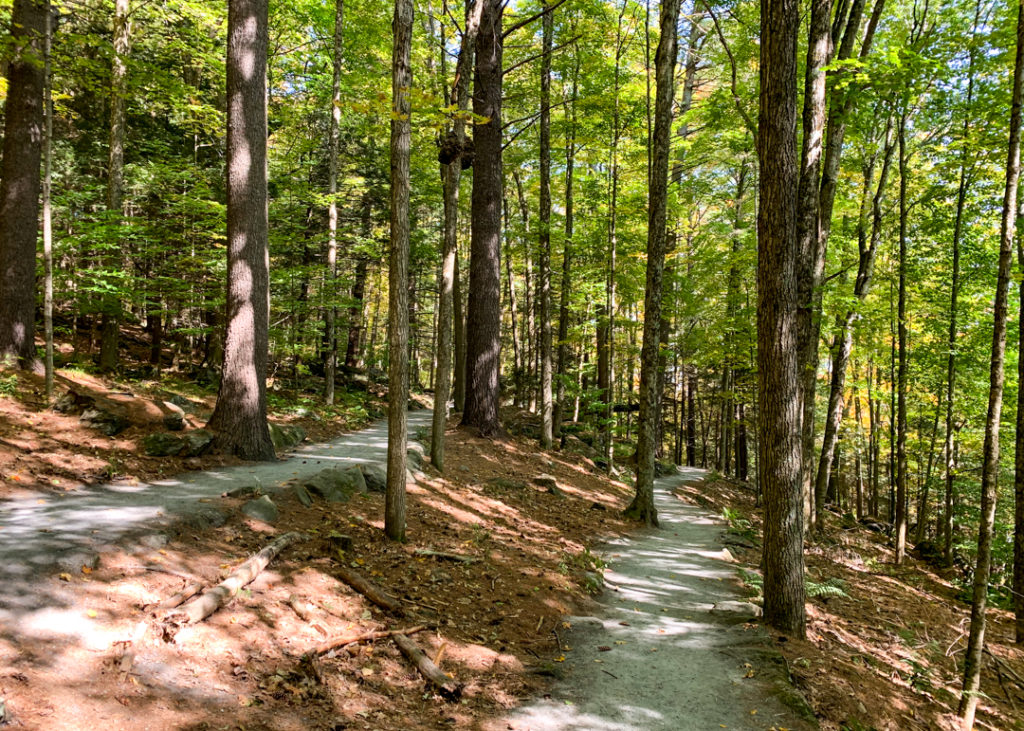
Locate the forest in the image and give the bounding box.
[2,0,1024,728]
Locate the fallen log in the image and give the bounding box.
[334,565,405,616]
[168,532,307,625]
[312,625,426,656]
[413,549,479,564]
[393,632,462,701]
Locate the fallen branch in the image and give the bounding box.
[393,632,462,700]
[168,532,307,625]
[156,581,204,612]
[413,549,479,564]
[287,594,316,622]
[312,625,426,656]
[334,565,405,616]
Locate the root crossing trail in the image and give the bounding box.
[503,467,812,731]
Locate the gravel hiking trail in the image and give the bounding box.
[501,467,813,731]
[0,410,433,633]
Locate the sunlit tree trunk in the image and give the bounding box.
[324,0,344,405]
[757,0,805,638]
[960,0,1024,721]
[538,2,554,449]
[626,0,680,526]
[385,0,413,541]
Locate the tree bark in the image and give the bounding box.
[206,0,276,461]
[625,0,680,526]
[386,0,413,541]
[0,0,48,368]
[757,0,805,638]
[894,109,910,564]
[537,2,554,449]
[461,0,503,436]
[960,0,1024,721]
[42,7,54,400]
[97,0,130,373]
[324,0,344,404]
[431,0,482,470]
[553,54,579,439]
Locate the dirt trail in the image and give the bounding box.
[501,467,813,731]
[0,410,433,630]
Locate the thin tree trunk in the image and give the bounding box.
[814,124,894,530]
[206,0,275,461]
[538,2,554,449]
[325,0,344,404]
[453,241,466,411]
[960,0,1024,720]
[894,109,910,564]
[553,54,578,438]
[98,0,130,373]
[386,0,413,541]
[757,0,805,637]
[42,6,54,400]
[626,0,680,526]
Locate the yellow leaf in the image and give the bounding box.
[59,573,72,581]
[86,609,97,618]
[554,655,565,662]
[81,566,92,574]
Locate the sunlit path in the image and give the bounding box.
[501,468,811,731]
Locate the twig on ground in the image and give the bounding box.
[335,565,405,616]
[393,632,462,701]
[312,625,426,656]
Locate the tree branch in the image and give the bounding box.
[502,34,581,77]
[700,0,757,143]
[503,0,571,39]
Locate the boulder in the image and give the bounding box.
[710,601,762,621]
[241,495,279,524]
[487,477,528,491]
[142,432,186,457]
[360,463,387,493]
[293,484,314,507]
[533,474,558,489]
[81,407,131,436]
[179,505,227,531]
[269,423,306,451]
[406,441,427,470]
[161,401,186,431]
[303,466,366,503]
[181,429,214,457]
[563,434,598,460]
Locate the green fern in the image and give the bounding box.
[805,577,849,599]
[738,570,848,600]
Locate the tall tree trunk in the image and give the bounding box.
[814,124,894,530]
[686,368,697,466]
[0,0,48,368]
[513,171,535,410]
[461,0,503,436]
[794,0,834,531]
[99,0,130,373]
[42,6,54,399]
[625,0,680,526]
[757,0,805,638]
[601,3,626,467]
[206,0,275,461]
[324,0,344,404]
[960,0,1024,720]
[432,0,481,470]
[538,2,554,449]
[894,109,910,564]
[345,254,368,368]
[386,0,413,541]
[553,54,578,438]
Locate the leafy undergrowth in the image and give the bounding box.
[0,364,383,501]
[678,476,1024,731]
[0,410,634,730]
